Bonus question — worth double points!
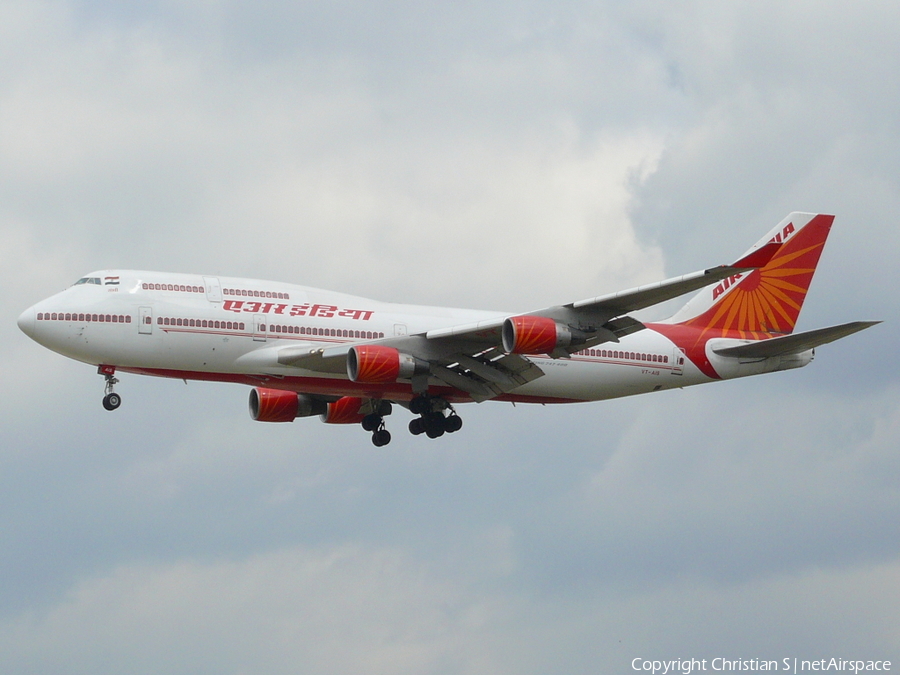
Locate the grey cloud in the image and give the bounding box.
[2,0,898,672]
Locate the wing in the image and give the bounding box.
[249,242,781,402]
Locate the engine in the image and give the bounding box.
[347,345,428,383]
[501,315,573,355]
[321,396,367,424]
[249,388,326,422]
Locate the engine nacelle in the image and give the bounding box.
[501,315,572,355]
[347,345,428,383]
[321,396,367,424]
[249,388,326,422]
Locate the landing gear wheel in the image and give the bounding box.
[372,429,392,447]
[424,413,445,438]
[409,396,429,415]
[444,414,462,433]
[409,397,462,441]
[362,414,382,432]
[102,392,121,411]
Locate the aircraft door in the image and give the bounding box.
[253,314,267,342]
[671,347,685,375]
[203,276,222,303]
[139,306,153,334]
[394,323,408,337]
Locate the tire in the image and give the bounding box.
[444,415,462,433]
[423,413,444,437]
[408,418,425,435]
[362,414,381,432]
[425,423,444,439]
[372,429,391,446]
[103,393,121,411]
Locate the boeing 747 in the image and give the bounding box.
[18,213,878,445]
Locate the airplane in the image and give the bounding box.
[17,212,878,446]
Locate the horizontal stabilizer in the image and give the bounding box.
[712,321,881,359]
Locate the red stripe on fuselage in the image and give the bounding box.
[647,323,721,379]
[116,366,581,405]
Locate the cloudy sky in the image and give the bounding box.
[2,1,898,673]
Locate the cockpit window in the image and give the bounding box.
[73,277,102,286]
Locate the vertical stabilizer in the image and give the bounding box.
[664,213,834,339]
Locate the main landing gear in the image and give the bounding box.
[407,396,463,439]
[98,365,121,411]
[360,397,463,446]
[362,401,393,447]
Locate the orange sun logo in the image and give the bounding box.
[684,216,832,341]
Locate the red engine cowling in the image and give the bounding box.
[249,388,326,422]
[347,345,427,383]
[501,315,572,355]
[322,396,367,424]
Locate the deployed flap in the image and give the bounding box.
[712,321,880,359]
[431,348,545,402]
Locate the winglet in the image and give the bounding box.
[730,240,781,270]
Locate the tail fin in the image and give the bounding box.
[665,213,834,339]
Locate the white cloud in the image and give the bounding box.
[0,545,468,675]
[2,540,898,674]
[2,1,899,672]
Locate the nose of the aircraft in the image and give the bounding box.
[17,306,36,339]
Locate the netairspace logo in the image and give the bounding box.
[631,658,892,674]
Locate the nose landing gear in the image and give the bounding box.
[98,365,121,411]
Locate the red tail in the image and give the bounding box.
[649,213,834,378]
[668,213,833,339]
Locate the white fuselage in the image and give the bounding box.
[17,270,811,405]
